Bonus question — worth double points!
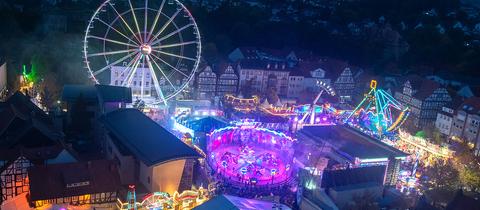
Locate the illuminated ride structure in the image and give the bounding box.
[207,121,295,186]
[84,0,201,106]
[345,80,410,137]
[298,81,336,126]
[117,185,209,210]
[224,94,260,112]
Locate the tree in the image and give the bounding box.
[422,160,460,191]
[38,72,61,110]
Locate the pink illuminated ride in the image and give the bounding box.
[207,120,295,186]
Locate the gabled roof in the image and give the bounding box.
[458,97,480,115]
[0,92,62,147]
[193,195,292,210]
[28,160,120,201]
[238,59,290,71]
[102,109,201,166]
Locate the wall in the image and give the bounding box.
[105,135,135,185]
[139,159,186,195]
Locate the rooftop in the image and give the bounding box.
[300,126,407,160]
[102,109,201,166]
[193,194,292,210]
[62,84,132,103]
[28,160,120,201]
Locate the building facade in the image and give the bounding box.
[102,109,201,194]
[110,66,152,98]
[196,66,217,99]
[435,106,456,136]
[216,65,238,96]
[238,61,290,96]
[333,68,356,103]
[394,77,452,129]
[450,98,480,155]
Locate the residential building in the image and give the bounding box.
[237,60,290,96]
[196,66,217,99]
[110,66,152,97]
[101,109,202,194]
[333,67,356,103]
[216,65,238,96]
[435,98,463,136]
[28,160,120,208]
[450,97,480,155]
[0,92,76,205]
[394,76,452,129]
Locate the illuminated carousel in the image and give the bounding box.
[207,121,295,186]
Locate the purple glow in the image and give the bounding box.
[207,123,294,186]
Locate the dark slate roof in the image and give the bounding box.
[28,160,120,201]
[301,126,407,160]
[193,194,291,210]
[239,59,290,71]
[102,109,201,166]
[62,85,98,103]
[95,85,132,103]
[0,92,62,148]
[321,166,386,188]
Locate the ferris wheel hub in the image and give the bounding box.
[140,44,152,55]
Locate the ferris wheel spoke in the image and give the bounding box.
[92,51,138,76]
[127,0,143,43]
[147,0,166,42]
[97,19,140,46]
[108,2,142,44]
[150,53,188,77]
[88,35,138,48]
[152,41,197,49]
[124,55,143,86]
[143,0,148,42]
[150,24,193,46]
[87,48,137,57]
[153,50,197,62]
[114,53,141,82]
[145,56,168,105]
[149,9,181,44]
[148,55,177,91]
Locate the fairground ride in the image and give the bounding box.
[298,81,336,126]
[345,80,410,136]
[84,0,201,106]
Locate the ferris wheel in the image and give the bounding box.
[83,0,201,105]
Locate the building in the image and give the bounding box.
[435,98,463,136]
[216,65,238,96]
[237,60,290,96]
[196,66,217,99]
[110,66,152,98]
[0,92,76,205]
[450,97,480,155]
[62,84,132,144]
[101,109,202,194]
[394,76,452,129]
[333,68,356,103]
[28,160,120,208]
[298,126,407,186]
